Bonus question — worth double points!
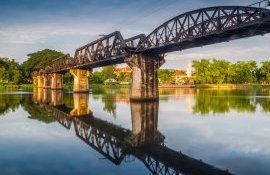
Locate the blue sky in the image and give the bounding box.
[0,0,270,69]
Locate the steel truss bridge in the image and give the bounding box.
[35,102,233,175]
[32,1,270,75]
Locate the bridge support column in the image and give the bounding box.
[70,93,91,116]
[32,76,38,87]
[43,74,51,89]
[126,54,165,101]
[70,69,91,93]
[37,75,44,88]
[51,73,63,90]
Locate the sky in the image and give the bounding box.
[0,0,270,69]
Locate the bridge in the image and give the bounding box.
[32,89,233,175]
[31,1,270,101]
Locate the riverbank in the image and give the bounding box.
[1,83,270,91]
[195,84,270,89]
[0,84,34,90]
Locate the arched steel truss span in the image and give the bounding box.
[34,5,270,75]
[136,6,270,54]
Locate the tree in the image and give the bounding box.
[158,69,174,84]
[192,59,258,84]
[116,72,132,83]
[0,58,22,84]
[21,49,64,80]
[90,71,104,84]
[209,59,231,84]
[259,61,270,84]
[230,61,257,84]
[192,59,212,84]
[101,65,116,80]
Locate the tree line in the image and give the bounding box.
[1,49,270,85]
[0,49,63,85]
[193,59,270,84]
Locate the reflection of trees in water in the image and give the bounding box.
[193,89,258,115]
[0,94,21,116]
[101,89,117,118]
[0,93,55,123]
[63,93,74,109]
[256,88,270,112]
[21,95,55,123]
[91,88,130,118]
[91,88,117,117]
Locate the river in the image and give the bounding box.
[0,87,269,175]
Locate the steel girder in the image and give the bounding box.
[43,32,146,74]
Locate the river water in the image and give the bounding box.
[0,87,270,175]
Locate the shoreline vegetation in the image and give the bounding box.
[1,83,270,91]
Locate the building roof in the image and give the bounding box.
[174,70,186,77]
[114,66,132,73]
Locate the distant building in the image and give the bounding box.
[114,66,132,76]
[174,70,188,84]
[104,78,118,85]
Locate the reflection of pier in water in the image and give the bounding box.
[33,89,232,175]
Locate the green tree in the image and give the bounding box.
[209,59,231,84]
[193,59,212,84]
[116,72,132,83]
[158,69,174,84]
[259,61,270,84]
[21,49,64,80]
[0,58,22,84]
[230,61,257,84]
[193,59,258,84]
[90,71,104,84]
[101,65,116,80]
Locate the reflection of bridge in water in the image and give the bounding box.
[32,88,233,175]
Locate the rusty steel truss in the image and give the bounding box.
[34,5,270,75]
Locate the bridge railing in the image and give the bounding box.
[73,31,126,65]
[124,34,146,49]
[49,54,73,73]
[249,0,270,8]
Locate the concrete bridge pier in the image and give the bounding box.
[70,69,91,93]
[126,54,165,101]
[43,74,51,89]
[51,73,64,90]
[70,93,91,116]
[32,76,38,87]
[37,75,44,88]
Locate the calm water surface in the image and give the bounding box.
[0,88,270,175]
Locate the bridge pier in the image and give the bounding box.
[37,75,44,88]
[126,54,165,101]
[43,74,51,89]
[32,76,38,87]
[51,73,64,90]
[70,69,91,93]
[70,93,91,116]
